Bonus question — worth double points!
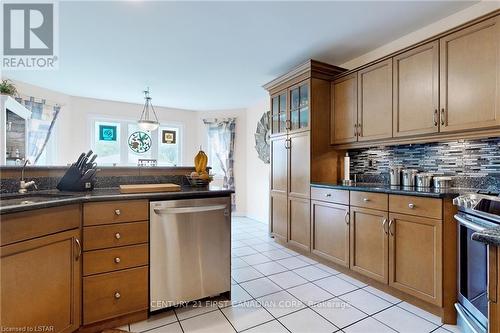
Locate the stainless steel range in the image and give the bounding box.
[453,192,500,333]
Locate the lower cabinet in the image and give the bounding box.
[388,213,442,306]
[0,228,81,333]
[311,200,349,267]
[288,196,311,251]
[271,191,288,241]
[349,207,389,283]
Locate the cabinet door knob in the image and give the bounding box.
[115,209,121,216]
[325,193,332,197]
[114,257,121,263]
[115,233,121,240]
[114,292,121,299]
[363,198,370,202]
[408,203,415,209]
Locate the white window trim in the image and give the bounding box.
[88,115,183,166]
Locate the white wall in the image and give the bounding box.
[245,99,270,224]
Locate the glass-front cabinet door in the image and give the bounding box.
[289,82,309,131]
[271,91,287,135]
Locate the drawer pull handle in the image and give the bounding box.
[389,219,395,236]
[75,238,82,261]
[115,209,121,216]
[114,257,121,264]
[325,193,332,197]
[382,219,388,234]
[115,233,121,240]
[363,198,370,202]
[408,203,415,209]
[114,292,121,299]
[344,211,349,225]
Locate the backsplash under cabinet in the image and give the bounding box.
[349,137,500,189]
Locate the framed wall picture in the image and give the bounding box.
[99,125,117,141]
[162,130,176,144]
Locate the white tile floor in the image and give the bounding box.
[117,217,464,333]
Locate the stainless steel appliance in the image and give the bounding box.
[389,166,402,186]
[416,173,433,188]
[453,192,500,333]
[149,197,231,312]
[402,169,418,187]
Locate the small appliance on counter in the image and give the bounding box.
[416,173,433,188]
[57,150,98,191]
[402,169,418,187]
[389,166,402,186]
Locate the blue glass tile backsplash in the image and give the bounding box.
[349,137,500,189]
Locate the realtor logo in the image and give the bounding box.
[1,1,59,69]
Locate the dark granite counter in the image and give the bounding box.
[0,187,233,214]
[311,182,472,199]
[472,227,500,247]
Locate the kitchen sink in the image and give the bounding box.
[0,192,75,206]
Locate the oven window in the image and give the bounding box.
[459,225,488,318]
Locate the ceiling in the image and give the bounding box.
[6,1,478,110]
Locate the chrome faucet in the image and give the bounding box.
[19,160,37,194]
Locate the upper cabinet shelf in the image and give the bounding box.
[330,12,500,148]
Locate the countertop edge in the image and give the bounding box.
[0,189,234,215]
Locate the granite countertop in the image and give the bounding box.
[0,187,234,214]
[472,227,500,246]
[311,182,473,198]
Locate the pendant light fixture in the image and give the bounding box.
[137,87,159,131]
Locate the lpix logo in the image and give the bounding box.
[1,1,59,70]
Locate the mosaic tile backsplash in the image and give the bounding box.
[349,138,500,189]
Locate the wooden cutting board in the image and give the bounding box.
[119,183,181,194]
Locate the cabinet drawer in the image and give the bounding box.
[83,266,148,324]
[311,187,349,205]
[83,244,148,276]
[83,200,148,226]
[350,191,388,211]
[83,221,148,251]
[389,195,442,219]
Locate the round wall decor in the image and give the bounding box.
[254,111,270,164]
[128,131,152,153]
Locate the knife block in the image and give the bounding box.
[57,164,96,191]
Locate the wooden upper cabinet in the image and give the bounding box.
[389,213,442,306]
[1,229,81,333]
[271,91,287,136]
[393,41,439,137]
[288,131,310,198]
[331,74,358,144]
[358,59,393,141]
[439,16,500,132]
[289,82,310,132]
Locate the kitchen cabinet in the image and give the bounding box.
[440,16,500,133]
[393,41,439,137]
[1,228,81,333]
[349,206,389,283]
[388,213,442,306]
[270,135,288,242]
[330,73,358,144]
[265,60,345,245]
[271,91,287,136]
[357,59,393,142]
[311,200,350,267]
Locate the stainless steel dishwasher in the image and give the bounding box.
[149,197,231,312]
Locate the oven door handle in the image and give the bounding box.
[454,214,488,232]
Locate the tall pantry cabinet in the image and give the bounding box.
[264,60,345,250]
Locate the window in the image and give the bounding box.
[94,120,121,164]
[91,118,182,166]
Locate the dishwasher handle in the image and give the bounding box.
[154,204,227,215]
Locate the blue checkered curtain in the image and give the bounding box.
[17,97,61,164]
